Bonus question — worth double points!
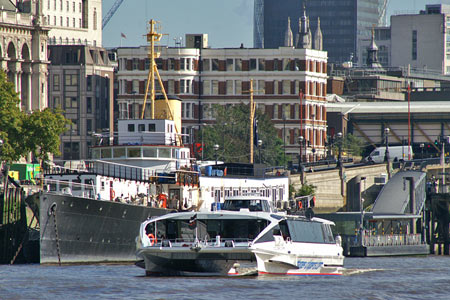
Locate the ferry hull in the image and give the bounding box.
[136,246,254,276]
[40,193,170,264]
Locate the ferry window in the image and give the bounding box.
[158,148,171,158]
[138,124,145,132]
[322,224,335,243]
[101,181,105,191]
[287,220,326,243]
[143,147,157,157]
[127,148,141,158]
[113,148,126,158]
[128,124,135,132]
[101,148,111,158]
[148,124,155,132]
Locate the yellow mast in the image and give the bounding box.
[141,19,181,145]
[249,79,256,164]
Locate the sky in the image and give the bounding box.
[102,0,450,49]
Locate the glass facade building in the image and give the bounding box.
[255,0,382,65]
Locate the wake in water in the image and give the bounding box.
[341,268,384,276]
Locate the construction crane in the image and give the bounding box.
[378,0,388,26]
[102,0,125,29]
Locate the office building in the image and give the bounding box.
[254,0,383,65]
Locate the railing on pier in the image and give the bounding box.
[349,233,423,248]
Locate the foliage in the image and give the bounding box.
[0,71,26,162]
[295,183,316,197]
[23,108,71,163]
[0,70,70,164]
[343,133,365,157]
[332,133,365,157]
[200,103,286,166]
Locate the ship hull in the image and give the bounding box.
[40,193,170,264]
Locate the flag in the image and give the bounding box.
[188,214,197,229]
[121,32,127,39]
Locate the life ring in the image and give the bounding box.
[147,233,157,246]
[298,201,303,209]
[110,189,116,200]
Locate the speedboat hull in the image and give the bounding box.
[252,239,344,275]
[136,243,254,276]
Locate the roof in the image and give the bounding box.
[327,101,450,114]
[372,170,426,215]
[0,0,16,11]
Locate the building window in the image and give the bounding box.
[235,58,242,71]
[250,59,257,71]
[86,119,92,134]
[412,30,417,60]
[226,59,233,71]
[258,59,265,71]
[133,58,139,70]
[212,80,219,95]
[79,2,81,12]
[168,80,174,94]
[59,0,62,10]
[203,80,211,95]
[211,59,219,71]
[87,97,92,113]
[202,59,210,71]
[53,96,61,108]
[226,80,233,95]
[182,102,193,119]
[60,16,63,26]
[235,80,241,94]
[53,74,60,91]
[64,97,78,108]
[64,74,78,86]
[180,58,186,70]
[128,124,135,132]
[72,1,75,11]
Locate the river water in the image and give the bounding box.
[1,256,449,300]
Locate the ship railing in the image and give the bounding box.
[355,233,424,247]
[43,178,97,199]
[152,237,253,248]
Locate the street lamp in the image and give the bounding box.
[420,143,425,159]
[213,144,219,165]
[384,128,390,163]
[200,123,207,161]
[298,135,304,172]
[311,113,316,162]
[257,139,263,164]
[336,132,343,168]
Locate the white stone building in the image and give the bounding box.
[0,0,49,111]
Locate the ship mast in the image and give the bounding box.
[141,19,181,145]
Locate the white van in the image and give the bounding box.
[365,146,413,163]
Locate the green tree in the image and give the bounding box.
[342,133,365,157]
[0,71,26,162]
[23,108,71,165]
[201,103,285,166]
[0,70,70,167]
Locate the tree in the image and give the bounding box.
[200,103,285,166]
[0,70,70,167]
[0,71,27,162]
[22,108,71,165]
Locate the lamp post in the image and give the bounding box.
[257,139,263,164]
[311,112,316,162]
[213,144,219,165]
[336,132,343,168]
[200,123,207,161]
[298,135,304,172]
[384,127,391,179]
[420,143,425,159]
[384,128,390,163]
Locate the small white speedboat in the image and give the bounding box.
[250,215,344,275]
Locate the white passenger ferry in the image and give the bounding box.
[136,196,344,276]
